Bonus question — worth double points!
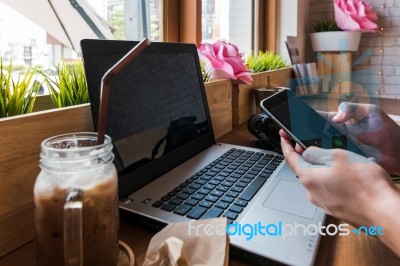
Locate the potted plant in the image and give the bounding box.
[199,41,292,125]
[246,51,287,72]
[310,19,362,52]
[310,0,379,95]
[0,60,42,118]
[198,40,253,137]
[310,0,378,52]
[0,60,93,256]
[230,51,291,125]
[42,61,89,108]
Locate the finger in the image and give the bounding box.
[280,136,294,155]
[321,110,339,124]
[294,143,305,154]
[332,102,370,123]
[281,137,311,172]
[314,111,351,145]
[279,129,305,154]
[279,129,291,140]
[332,102,359,122]
[319,111,341,127]
[302,147,334,166]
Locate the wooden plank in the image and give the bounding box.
[330,52,340,94]
[162,0,180,42]
[232,67,292,125]
[179,0,201,45]
[317,52,332,93]
[32,95,55,112]
[264,0,277,52]
[0,203,35,258]
[340,51,352,94]
[208,102,232,139]
[0,104,93,257]
[232,85,256,125]
[204,79,232,139]
[318,51,353,95]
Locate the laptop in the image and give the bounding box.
[81,39,326,266]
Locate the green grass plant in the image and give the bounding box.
[200,59,211,82]
[246,51,287,73]
[313,19,342,32]
[0,60,41,118]
[43,61,89,108]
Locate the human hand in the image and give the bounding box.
[320,102,400,173]
[280,135,400,227]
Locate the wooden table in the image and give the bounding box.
[1,123,399,266]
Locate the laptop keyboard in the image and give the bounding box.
[152,148,283,223]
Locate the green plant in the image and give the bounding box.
[43,61,89,108]
[313,19,342,32]
[246,51,287,73]
[0,60,41,118]
[200,59,211,82]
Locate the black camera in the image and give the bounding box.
[248,112,281,153]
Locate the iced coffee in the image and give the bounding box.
[34,133,119,266]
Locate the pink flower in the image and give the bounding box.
[334,0,378,32]
[198,40,253,84]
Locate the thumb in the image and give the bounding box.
[332,102,359,123]
[332,102,372,123]
[302,147,334,166]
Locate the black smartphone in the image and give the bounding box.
[260,88,366,156]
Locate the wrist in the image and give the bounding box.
[368,185,400,227]
[367,185,400,256]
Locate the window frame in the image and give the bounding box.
[162,0,277,53]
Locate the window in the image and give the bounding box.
[90,0,163,41]
[0,0,275,68]
[201,0,253,57]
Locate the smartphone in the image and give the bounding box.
[260,88,366,156]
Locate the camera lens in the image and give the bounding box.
[247,112,281,151]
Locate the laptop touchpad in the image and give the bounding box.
[262,180,316,219]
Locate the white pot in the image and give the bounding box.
[310,31,362,52]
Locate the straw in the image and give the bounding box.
[97,38,151,145]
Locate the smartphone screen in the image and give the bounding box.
[260,88,366,156]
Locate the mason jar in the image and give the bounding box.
[34,132,119,266]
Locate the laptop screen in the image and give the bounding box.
[81,40,215,197]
